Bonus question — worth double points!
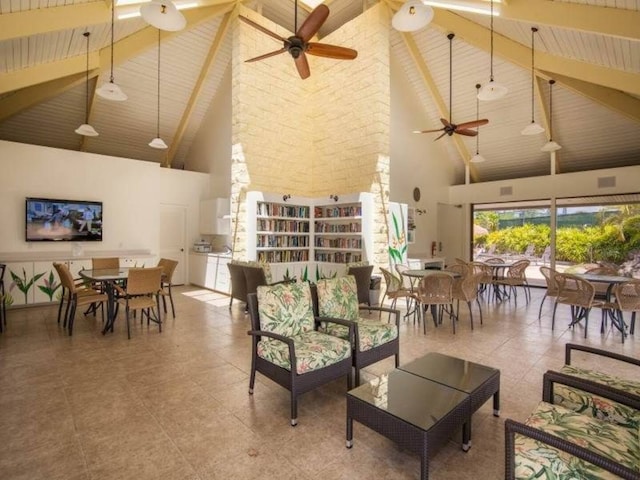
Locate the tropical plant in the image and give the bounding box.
[37,270,62,301]
[10,268,45,304]
[388,211,407,265]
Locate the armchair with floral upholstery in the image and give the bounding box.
[247,281,354,426]
[313,275,400,386]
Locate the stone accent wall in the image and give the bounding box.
[231,4,391,266]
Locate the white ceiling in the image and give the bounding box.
[0,0,638,183]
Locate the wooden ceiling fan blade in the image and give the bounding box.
[306,43,358,60]
[297,4,329,42]
[239,15,286,43]
[434,132,448,141]
[440,118,452,127]
[294,52,310,79]
[456,129,479,137]
[245,48,288,63]
[456,119,489,130]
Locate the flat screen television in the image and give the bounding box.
[26,197,103,242]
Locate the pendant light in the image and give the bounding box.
[75,32,99,137]
[470,84,486,163]
[149,29,168,150]
[140,0,186,32]
[392,1,434,32]
[541,79,562,152]
[96,0,127,101]
[521,27,545,135]
[477,0,507,101]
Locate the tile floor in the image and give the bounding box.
[0,285,637,480]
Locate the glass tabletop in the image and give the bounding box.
[403,270,459,279]
[79,268,130,281]
[347,369,468,431]
[400,352,498,394]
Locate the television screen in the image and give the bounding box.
[26,197,103,242]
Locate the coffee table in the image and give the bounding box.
[346,369,470,480]
[399,352,500,451]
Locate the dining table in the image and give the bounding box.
[79,267,130,334]
[478,260,519,302]
[575,272,632,338]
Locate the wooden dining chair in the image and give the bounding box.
[157,258,178,318]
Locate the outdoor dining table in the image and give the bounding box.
[575,272,633,338]
[79,268,130,334]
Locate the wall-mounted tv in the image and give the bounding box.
[26,197,103,242]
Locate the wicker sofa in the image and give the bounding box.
[505,344,640,479]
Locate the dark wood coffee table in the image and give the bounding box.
[399,352,500,451]
[346,369,470,480]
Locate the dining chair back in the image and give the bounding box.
[347,264,374,306]
[416,273,454,333]
[380,267,415,320]
[613,279,640,335]
[54,262,106,336]
[484,257,505,264]
[451,271,483,330]
[116,267,163,339]
[495,259,531,303]
[92,257,120,269]
[157,258,178,318]
[446,264,470,277]
[538,266,559,319]
[394,264,414,291]
[552,272,599,336]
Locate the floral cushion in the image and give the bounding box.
[257,330,351,374]
[316,276,359,321]
[560,365,640,397]
[514,401,640,479]
[257,282,314,337]
[553,383,640,434]
[317,276,398,352]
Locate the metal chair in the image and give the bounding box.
[495,259,531,303]
[538,266,559,319]
[157,258,178,318]
[115,267,163,339]
[613,279,640,336]
[415,273,455,334]
[552,272,606,337]
[379,267,416,320]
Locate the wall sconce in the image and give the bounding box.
[329,194,339,202]
[416,209,427,215]
[282,194,291,202]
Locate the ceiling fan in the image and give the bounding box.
[414,33,488,140]
[238,0,358,80]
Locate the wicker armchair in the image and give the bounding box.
[227,262,248,310]
[379,267,416,320]
[54,262,107,336]
[347,264,374,306]
[314,275,400,386]
[538,266,559,319]
[494,259,531,303]
[247,281,353,426]
[614,279,640,335]
[451,271,483,330]
[415,273,454,334]
[552,272,602,336]
[115,267,163,339]
[157,258,178,318]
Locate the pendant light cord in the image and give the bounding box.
[84,32,90,123]
[548,79,555,141]
[530,27,537,123]
[489,0,494,81]
[294,0,298,33]
[109,1,115,83]
[475,84,481,154]
[156,29,161,138]
[448,33,453,124]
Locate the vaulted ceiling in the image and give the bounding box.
[0,0,638,184]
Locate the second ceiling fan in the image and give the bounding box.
[414,33,488,140]
[238,0,358,80]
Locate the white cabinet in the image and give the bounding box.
[188,253,230,294]
[189,253,207,287]
[215,256,230,294]
[199,198,231,235]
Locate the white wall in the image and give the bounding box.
[0,140,209,256]
[389,55,456,258]
[184,65,232,197]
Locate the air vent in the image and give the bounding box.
[597,176,616,188]
[499,186,513,196]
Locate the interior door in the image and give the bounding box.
[159,205,187,285]
[437,203,465,266]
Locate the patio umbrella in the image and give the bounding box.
[474,224,489,236]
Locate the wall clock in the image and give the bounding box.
[413,187,421,202]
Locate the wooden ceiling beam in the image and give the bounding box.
[0,71,97,123]
[501,0,640,42]
[398,30,479,183]
[0,0,237,42]
[430,9,640,97]
[167,8,236,167]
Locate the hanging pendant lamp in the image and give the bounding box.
[96,0,127,101]
[140,0,186,32]
[521,27,545,135]
[541,79,562,152]
[392,1,434,32]
[149,29,168,150]
[75,32,99,137]
[470,84,486,163]
[477,0,507,101]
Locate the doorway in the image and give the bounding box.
[160,204,187,285]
